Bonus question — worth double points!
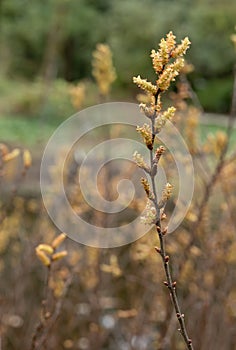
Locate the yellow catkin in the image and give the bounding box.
[141,177,151,198]
[37,244,54,255]
[171,37,191,58]
[136,124,153,149]
[157,58,185,91]
[23,149,32,168]
[51,233,67,249]
[35,248,51,266]
[2,148,20,162]
[92,43,116,96]
[162,106,176,120]
[158,183,173,209]
[52,251,68,261]
[155,146,166,163]
[117,309,138,318]
[163,183,173,200]
[133,75,157,95]
[141,200,157,225]
[133,151,150,172]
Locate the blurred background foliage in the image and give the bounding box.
[0,1,236,349]
[0,0,235,120]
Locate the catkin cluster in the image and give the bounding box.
[35,233,67,267]
[92,43,116,97]
[133,31,191,224]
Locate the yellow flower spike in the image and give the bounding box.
[154,146,166,163]
[2,148,20,162]
[159,38,169,64]
[37,244,54,255]
[52,251,68,261]
[51,233,67,249]
[151,32,176,74]
[158,183,174,209]
[140,200,157,225]
[150,50,163,74]
[166,31,176,52]
[133,151,150,173]
[141,177,153,199]
[164,183,173,199]
[172,57,185,72]
[163,106,176,120]
[136,123,153,149]
[171,37,191,58]
[92,43,116,96]
[155,107,175,133]
[157,68,173,91]
[157,58,185,91]
[133,75,158,95]
[35,248,51,267]
[23,149,32,169]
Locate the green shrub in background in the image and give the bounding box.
[195,77,234,113]
[0,0,236,112]
[0,78,75,121]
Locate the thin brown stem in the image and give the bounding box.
[30,268,72,350]
[39,274,73,348]
[30,266,51,350]
[149,115,194,350]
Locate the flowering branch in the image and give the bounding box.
[133,31,194,349]
[31,233,70,350]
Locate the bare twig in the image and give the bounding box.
[30,269,72,350]
[148,103,194,349]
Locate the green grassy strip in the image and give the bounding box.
[0,115,58,146]
[0,115,236,148]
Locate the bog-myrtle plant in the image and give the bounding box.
[31,233,71,350]
[92,43,117,99]
[133,32,194,349]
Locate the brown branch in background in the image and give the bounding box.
[36,274,73,350]
[186,59,236,245]
[30,266,52,350]
[154,47,236,350]
[30,271,72,350]
[167,56,236,268]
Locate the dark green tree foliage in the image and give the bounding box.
[0,0,235,111]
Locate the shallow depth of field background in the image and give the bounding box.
[0,1,236,350]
